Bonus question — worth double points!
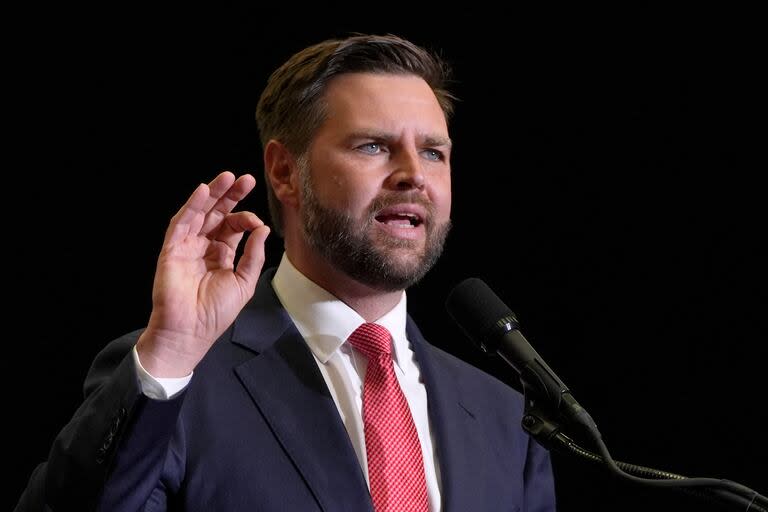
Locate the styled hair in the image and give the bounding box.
[255,33,455,236]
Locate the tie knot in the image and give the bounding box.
[347,323,392,359]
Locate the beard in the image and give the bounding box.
[300,169,451,292]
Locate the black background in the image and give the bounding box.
[8,6,765,511]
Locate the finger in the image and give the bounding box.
[162,172,238,246]
[211,211,264,253]
[200,171,238,213]
[235,224,271,293]
[163,182,210,245]
[200,174,257,237]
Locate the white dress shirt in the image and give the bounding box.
[134,253,442,511]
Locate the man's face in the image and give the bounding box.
[299,73,452,291]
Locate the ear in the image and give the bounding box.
[264,139,300,209]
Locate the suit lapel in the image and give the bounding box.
[229,271,373,512]
[408,319,481,512]
[228,271,487,511]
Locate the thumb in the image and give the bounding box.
[235,224,271,294]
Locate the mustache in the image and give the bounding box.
[366,191,434,219]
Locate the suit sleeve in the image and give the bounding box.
[15,331,185,512]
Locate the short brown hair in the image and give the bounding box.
[255,33,455,236]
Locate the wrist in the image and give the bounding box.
[136,328,205,377]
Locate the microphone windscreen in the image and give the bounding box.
[445,278,513,346]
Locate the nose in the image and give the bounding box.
[387,148,425,191]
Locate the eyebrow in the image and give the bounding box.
[346,131,453,148]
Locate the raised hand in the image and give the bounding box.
[136,171,270,377]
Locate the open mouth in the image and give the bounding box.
[374,212,423,228]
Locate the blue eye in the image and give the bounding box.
[358,143,381,154]
[422,149,443,161]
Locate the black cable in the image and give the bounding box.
[521,406,767,510]
[552,432,767,512]
[575,418,768,511]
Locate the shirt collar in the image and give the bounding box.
[271,253,409,366]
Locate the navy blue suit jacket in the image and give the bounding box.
[17,269,556,511]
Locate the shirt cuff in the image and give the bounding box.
[132,345,193,400]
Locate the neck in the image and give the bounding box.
[285,246,403,322]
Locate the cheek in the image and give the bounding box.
[312,155,374,206]
[309,167,349,204]
[318,174,377,214]
[432,177,452,220]
[329,173,346,189]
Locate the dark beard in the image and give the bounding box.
[301,183,451,292]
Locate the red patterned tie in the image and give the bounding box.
[347,323,429,512]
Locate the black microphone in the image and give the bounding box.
[445,277,595,430]
[445,278,768,511]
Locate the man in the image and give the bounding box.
[17,34,556,511]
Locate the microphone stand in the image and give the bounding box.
[520,389,768,512]
[442,278,765,510]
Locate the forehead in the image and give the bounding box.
[319,73,448,136]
